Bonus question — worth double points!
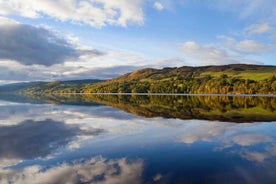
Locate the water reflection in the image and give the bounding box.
[0,95,275,183]
[1,156,143,184]
[179,121,276,163]
[13,94,276,122]
[0,119,104,160]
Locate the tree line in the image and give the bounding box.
[81,75,276,94]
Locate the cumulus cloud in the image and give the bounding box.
[0,21,104,66]
[153,2,164,11]
[181,41,247,65]
[182,36,275,65]
[218,35,276,55]
[233,40,275,54]
[0,18,149,82]
[0,156,144,184]
[0,0,144,27]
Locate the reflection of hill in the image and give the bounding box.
[19,94,276,123]
[82,95,276,123]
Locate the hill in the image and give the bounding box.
[6,64,276,95]
[81,64,276,94]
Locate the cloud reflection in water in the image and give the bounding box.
[0,119,104,160]
[0,99,276,183]
[1,156,143,184]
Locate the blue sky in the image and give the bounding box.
[0,0,275,83]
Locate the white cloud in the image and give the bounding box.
[153,2,164,11]
[178,1,276,65]
[0,0,144,28]
[0,20,104,66]
[0,17,148,81]
[0,16,19,25]
[219,36,276,55]
[0,53,145,82]
[244,23,276,40]
[233,40,275,54]
[244,23,273,36]
[181,41,251,65]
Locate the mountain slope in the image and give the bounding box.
[81,64,276,94]
[6,64,276,95]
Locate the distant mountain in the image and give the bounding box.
[5,64,276,94]
[0,79,103,94]
[0,81,46,93]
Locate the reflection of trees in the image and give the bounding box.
[21,94,276,123]
[0,157,143,184]
[81,95,276,123]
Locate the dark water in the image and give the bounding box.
[0,95,276,184]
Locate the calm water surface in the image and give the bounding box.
[0,95,276,184]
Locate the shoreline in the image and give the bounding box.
[16,92,276,97]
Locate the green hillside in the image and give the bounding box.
[10,64,276,95]
[82,64,276,94]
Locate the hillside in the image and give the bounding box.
[8,64,276,95]
[81,64,276,94]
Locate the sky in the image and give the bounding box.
[0,0,276,84]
